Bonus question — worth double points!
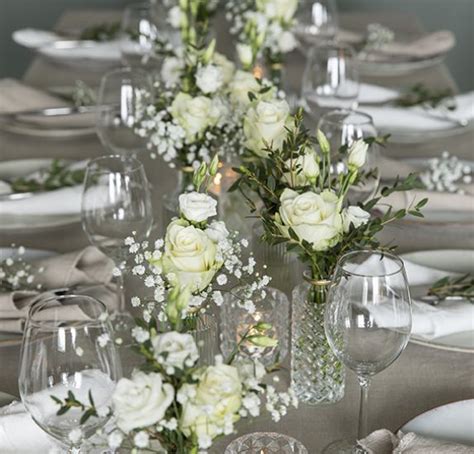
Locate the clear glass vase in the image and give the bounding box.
[162,167,194,231]
[291,275,345,405]
[186,313,218,367]
[220,286,289,366]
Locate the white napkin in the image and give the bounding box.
[360,92,474,131]
[368,258,474,340]
[0,369,115,453]
[359,429,474,454]
[12,28,122,62]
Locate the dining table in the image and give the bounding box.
[0,7,473,453]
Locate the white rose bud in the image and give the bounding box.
[205,220,229,242]
[212,52,235,85]
[284,148,320,187]
[113,371,174,433]
[229,70,261,106]
[277,188,343,251]
[342,206,371,232]
[243,99,291,157]
[237,43,254,68]
[195,64,224,94]
[161,57,183,86]
[152,331,199,369]
[278,30,298,53]
[179,192,217,223]
[347,139,368,169]
[167,5,182,28]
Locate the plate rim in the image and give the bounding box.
[402,249,474,353]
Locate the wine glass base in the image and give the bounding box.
[322,439,368,454]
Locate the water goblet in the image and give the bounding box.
[302,43,359,118]
[323,250,412,453]
[96,67,153,156]
[19,294,121,453]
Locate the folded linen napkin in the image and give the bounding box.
[336,29,455,61]
[359,429,474,453]
[0,79,95,128]
[0,369,115,453]
[360,92,474,131]
[0,247,118,333]
[12,28,122,62]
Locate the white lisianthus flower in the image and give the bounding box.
[112,371,174,433]
[342,206,371,232]
[243,99,290,157]
[277,188,343,251]
[228,70,261,106]
[278,30,298,53]
[152,331,199,369]
[347,139,369,169]
[212,52,235,85]
[196,64,224,94]
[180,365,242,438]
[283,148,320,187]
[161,219,223,292]
[235,358,266,389]
[236,43,253,68]
[179,192,217,222]
[170,93,220,141]
[161,57,183,86]
[258,0,298,22]
[205,220,229,242]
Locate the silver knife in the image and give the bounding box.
[0,105,97,119]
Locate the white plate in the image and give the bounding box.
[0,247,57,345]
[0,118,96,139]
[385,121,474,144]
[0,392,16,408]
[0,159,81,231]
[401,249,474,353]
[401,399,474,446]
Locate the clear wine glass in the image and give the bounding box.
[19,294,121,453]
[294,0,339,47]
[81,155,153,334]
[302,43,359,118]
[318,109,380,203]
[323,250,412,453]
[96,67,153,156]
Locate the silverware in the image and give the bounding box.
[410,284,467,306]
[0,105,97,120]
[0,191,40,202]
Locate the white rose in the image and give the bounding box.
[258,0,298,22]
[179,192,217,223]
[167,5,182,28]
[236,43,253,68]
[342,206,371,232]
[180,365,242,437]
[212,52,235,85]
[347,139,368,169]
[277,188,343,251]
[152,331,199,369]
[162,219,222,292]
[112,371,174,433]
[278,30,298,53]
[161,56,183,86]
[205,220,229,242]
[283,149,320,187]
[195,64,224,94]
[170,92,219,141]
[228,70,261,106]
[243,99,290,157]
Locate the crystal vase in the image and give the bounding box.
[291,274,345,404]
[185,313,218,367]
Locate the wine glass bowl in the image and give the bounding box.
[294,0,339,46]
[302,43,359,118]
[96,67,152,156]
[19,294,120,451]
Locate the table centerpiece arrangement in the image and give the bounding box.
[231,109,427,404]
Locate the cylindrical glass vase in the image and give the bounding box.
[291,275,345,405]
[187,313,218,367]
[220,286,289,367]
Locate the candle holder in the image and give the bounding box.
[220,286,289,366]
[225,432,308,453]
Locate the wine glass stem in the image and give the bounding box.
[357,376,371,440]
[113,265,126,313]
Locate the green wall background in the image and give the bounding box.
[1,0,473,91]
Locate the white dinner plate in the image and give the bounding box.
[401,399,474,446]
[357,54,445,77]
[0,247,57,346]
[0,159,81,232]
[0,392,16,408]
[401,249,474,353]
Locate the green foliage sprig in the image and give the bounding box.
[395,83,456,110]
